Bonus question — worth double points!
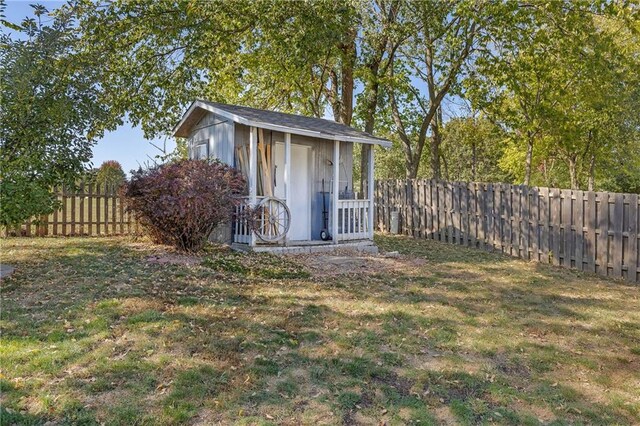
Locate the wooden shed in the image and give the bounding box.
[173,100,391,253]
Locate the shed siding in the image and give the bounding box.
[187,112,234,165]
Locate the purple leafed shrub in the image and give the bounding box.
[124,159,246,251]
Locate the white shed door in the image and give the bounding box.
[274,143,310,241]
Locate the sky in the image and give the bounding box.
[3,0,175,175]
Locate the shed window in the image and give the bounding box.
[193,139,209,160]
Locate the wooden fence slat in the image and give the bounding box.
[470,183,476,247]
[427,180,434,239]
[502,184,510,256]
[461,183,468,246]
[111,184,118,235]
[586,191,597,273]
[419,180,425,238]
[498,184,504,252]
[374,181,380,232]
[70,183,77,236]
[405,180,413,236]
[62,185,68,236]
[628,194,638,283]
[104,183,110,235]
[540,187,550,263]
[79,181,85,236]
[378,181,384,231]
[379,181,384,231]
[119,183,125,234]
[385,180,391,232]
[451,183,457,244]
[574,190,584,271]
[477,183,484,249]
[532,188,538,260]
[88,182,94,236]
[95,183,102,235]
[522,186,530,260]
[435,181,441,240]
[414,180,420,237]
[596,192,609,277]
[513,185,521,257]
[489,183,497,251]
[398,180,404,235]
[612,193,624,278]
[391,179,397,232]
[443,182,448,243]
[561,189,572,268]
[388,179,393,232]
[551,189,561,266]
[53,186,59,236]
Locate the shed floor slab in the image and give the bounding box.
[231,240,378,255]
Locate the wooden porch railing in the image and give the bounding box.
[336,199,371,241]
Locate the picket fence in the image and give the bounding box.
[375,180,640,284]
[8,183,138,237]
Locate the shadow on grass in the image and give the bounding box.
[1,235,638,424]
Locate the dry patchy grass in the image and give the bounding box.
[0,235,638,425]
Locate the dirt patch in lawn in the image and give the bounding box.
[296,250,426,277]
[145,252,202,266]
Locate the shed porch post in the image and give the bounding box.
[332,140,340,244]
[284,133,291,245]
[249,126,258,247]
[368,144,375,239]
[284,133,291,203]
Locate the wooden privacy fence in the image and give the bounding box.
[8,183,138,237]
[375,180,640,284]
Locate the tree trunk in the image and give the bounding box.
[588,154,596,191]
[524,133,534,186]
[359,84,379,194]
[568,155,578,190]
[430,107,442,180]
[407,155,420,179]
[441,152,449,181]
[430,133,440,180]
[359,145,371,197]
[471,142,477,181]
[339,28,356,126]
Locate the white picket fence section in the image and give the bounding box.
[336,199,371,241]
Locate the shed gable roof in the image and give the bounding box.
[173,100,392,147]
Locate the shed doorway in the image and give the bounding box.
[274,142,311,241]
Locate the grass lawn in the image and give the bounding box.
[1,235,639,425]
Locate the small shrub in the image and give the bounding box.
[123,159,245,251]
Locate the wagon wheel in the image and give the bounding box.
[253,197,291,242]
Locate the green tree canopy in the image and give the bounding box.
[0,2,108,226]
[95,160,126,187]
